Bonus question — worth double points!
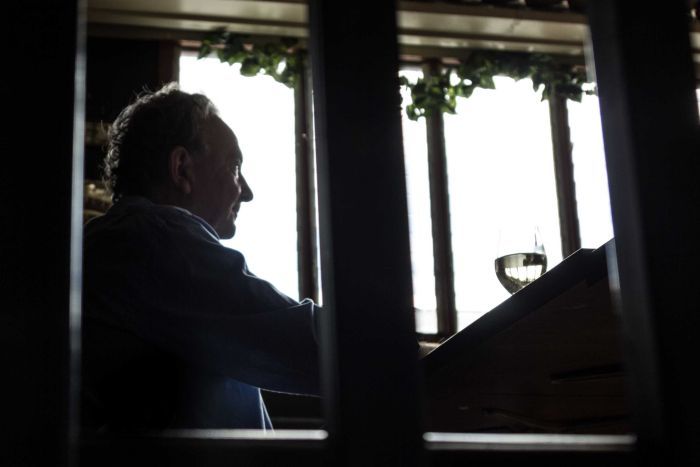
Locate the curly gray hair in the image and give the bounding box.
[103,82,218,201]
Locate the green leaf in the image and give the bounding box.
[240,57,261,76]
[440,102,456,114]
[455,65,466,80]
[479,75,496,89]
[465,87,476,99]
[541,86,551,101]
[197,42,211,59]
[223,35,245,55]
[203,28,226,45]
[277,67,296,88]
[225,51,245,65]
[413,95,428,107]
[200,28,594,119]
[406,104,423,121]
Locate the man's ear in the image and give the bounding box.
[168,146,194,194]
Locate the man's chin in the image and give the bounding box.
[215,222,236,240]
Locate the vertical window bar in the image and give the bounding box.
[4,1,85,466]
[308,1,424,465]
[295,59,319,302]
[424,60,458,337]
[588,0,700,464]
[548,90,582,257]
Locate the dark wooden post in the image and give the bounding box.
[548,91,582,257]
[588,1,700,465]
[308,2,424,466]
[1,1,85,466]
[424,61,458,337]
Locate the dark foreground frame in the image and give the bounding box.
[4,0,699,466]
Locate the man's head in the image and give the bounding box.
[104,83,253,238]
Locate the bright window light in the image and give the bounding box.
[179,52,300,300]
[567,94,614,249]
[444,76,563,329]
[400,69,437,334]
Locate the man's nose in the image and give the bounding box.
[241,175,253,202]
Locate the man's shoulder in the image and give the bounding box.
[84,197,220,257]
[86,197,204,236]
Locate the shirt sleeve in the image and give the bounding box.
[83,208,320,396]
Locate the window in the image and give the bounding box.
[399,71,615,335]
[444,76,564,329]
[181,51,614,337]
[400,68,437,334]
[568,94,614,249]
[179,52,300,300]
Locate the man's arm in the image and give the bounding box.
[83,207,321,395]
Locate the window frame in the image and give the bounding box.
[23,1,695,466]
[402,59,585,337]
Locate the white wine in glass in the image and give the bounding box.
[494,227,547,294]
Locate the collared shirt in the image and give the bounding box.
[81,196,320,432]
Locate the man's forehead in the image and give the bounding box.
[205,115,242,158]
[207,115,235,138]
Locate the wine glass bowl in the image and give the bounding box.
[494,226,548,294]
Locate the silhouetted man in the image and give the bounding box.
[82,83,319,433]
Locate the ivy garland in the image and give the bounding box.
[197,31,593,121]
[401,51,594,121]
[198,29,304,88]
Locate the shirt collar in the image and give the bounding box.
[116,196,221,240]
[169,205,221,240]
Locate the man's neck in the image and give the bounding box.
[148,188,192,213]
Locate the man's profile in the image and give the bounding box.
[81,83,319,433]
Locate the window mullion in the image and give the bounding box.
[424,61,458,337]
[309,1,424,462]
[295,62,319,302]
[548,90,582,258]
[588,1,700,462]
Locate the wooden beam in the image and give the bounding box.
[588,1,700,464]
[424,61,458,337]
[2,1,85,466]
[308,1,424,465]
[548,92,581,257]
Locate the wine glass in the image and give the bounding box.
[494,225,548,294]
